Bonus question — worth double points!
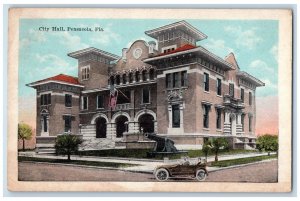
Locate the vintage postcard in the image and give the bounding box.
[8,8,292,192]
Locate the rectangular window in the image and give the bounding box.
[217,78,222,96]
[216,108,222,129]
[172,104,180,128]
[204,73,209,91]
[65,94,72,107]
[173,72,180,88]
[249,92,252,105]
[142,88,150,104]
[81,66,90,80]
[229,83,234,97]
[40,93,51,106]
[117,90,131,104]
[97,95,104,109]
[166,73,172,88]
[241,88,245,102]
[249,116,252,132]
[181,71,187,87]
[82,96,88,110]
[64,116,72,132]
[203,105,210,128]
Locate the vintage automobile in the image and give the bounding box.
[154,157,208,181]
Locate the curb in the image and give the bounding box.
[208,158,277,173]
[19,161,154,174]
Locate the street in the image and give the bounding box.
[18,160,277,182]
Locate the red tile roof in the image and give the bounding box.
[158,44,197,56]
[35,74,81,85]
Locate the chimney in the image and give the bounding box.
[148,41,156,54]
[122,48,128,61]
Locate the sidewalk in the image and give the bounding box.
[18,151,276,174]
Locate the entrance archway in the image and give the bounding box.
[96,117,107,138]
[115,115,128,138]
[139,114,154,133]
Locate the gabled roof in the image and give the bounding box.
[68,47,120,60]
[27,74,84,88]
[145,20,207,41]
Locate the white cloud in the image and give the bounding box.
[20,28,46,48]
[202,38,234,58]
[224,26,263,50]
[270,45,278,61]
[261,78,277,90]
[249,59,275,74]
[52,31,89,51]
[35,53,76,75]
[89,23,121,46]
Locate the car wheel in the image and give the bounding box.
[196,169,207,181]
[155,168,169,181]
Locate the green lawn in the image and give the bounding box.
[211,154,277,167]
[78,149,259,160]
[18,156,138,168]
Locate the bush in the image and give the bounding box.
[55,134,83,161]
[256,134,278,155]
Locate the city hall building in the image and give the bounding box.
[27,20,264,152]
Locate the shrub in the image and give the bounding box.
[55,134,83,161]
[256,134,278,155]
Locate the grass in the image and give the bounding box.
[18,156,138,168]
[78,148,259,160]
[211,154,277,167]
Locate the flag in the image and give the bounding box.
[108,85,118,110]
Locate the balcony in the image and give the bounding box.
[115,103,130,110]
[223,94,245,109]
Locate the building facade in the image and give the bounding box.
[27,21,264,152]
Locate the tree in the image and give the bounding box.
[208,137,229,162]
[55,134,83,161]
[256,134,278,155]
[18,123,33,151]
[202,141,212,161]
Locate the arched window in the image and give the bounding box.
[149,68,155,80]
[116,75,120,85]
[122,74,127,84]
[129,72,133,83]
[135,71,140,82]
[142,70,147,81]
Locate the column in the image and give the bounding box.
[223,110,231,135]
[168,105,172,128]
[106,122,116,140]
[126,74,129,84]
[154,120,158,133]
[236,112,243,135]
[179,104,184,129]
[146,71,150,81]
[120,75,123,85]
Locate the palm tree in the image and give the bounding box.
[55,134,83,161]
[18,123,33,151]
[209,137,229,162]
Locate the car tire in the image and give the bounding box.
[196,169,207,181]
[155,168,169,181]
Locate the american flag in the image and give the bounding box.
[108,85,118,110]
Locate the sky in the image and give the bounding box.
[18,19,278,135]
